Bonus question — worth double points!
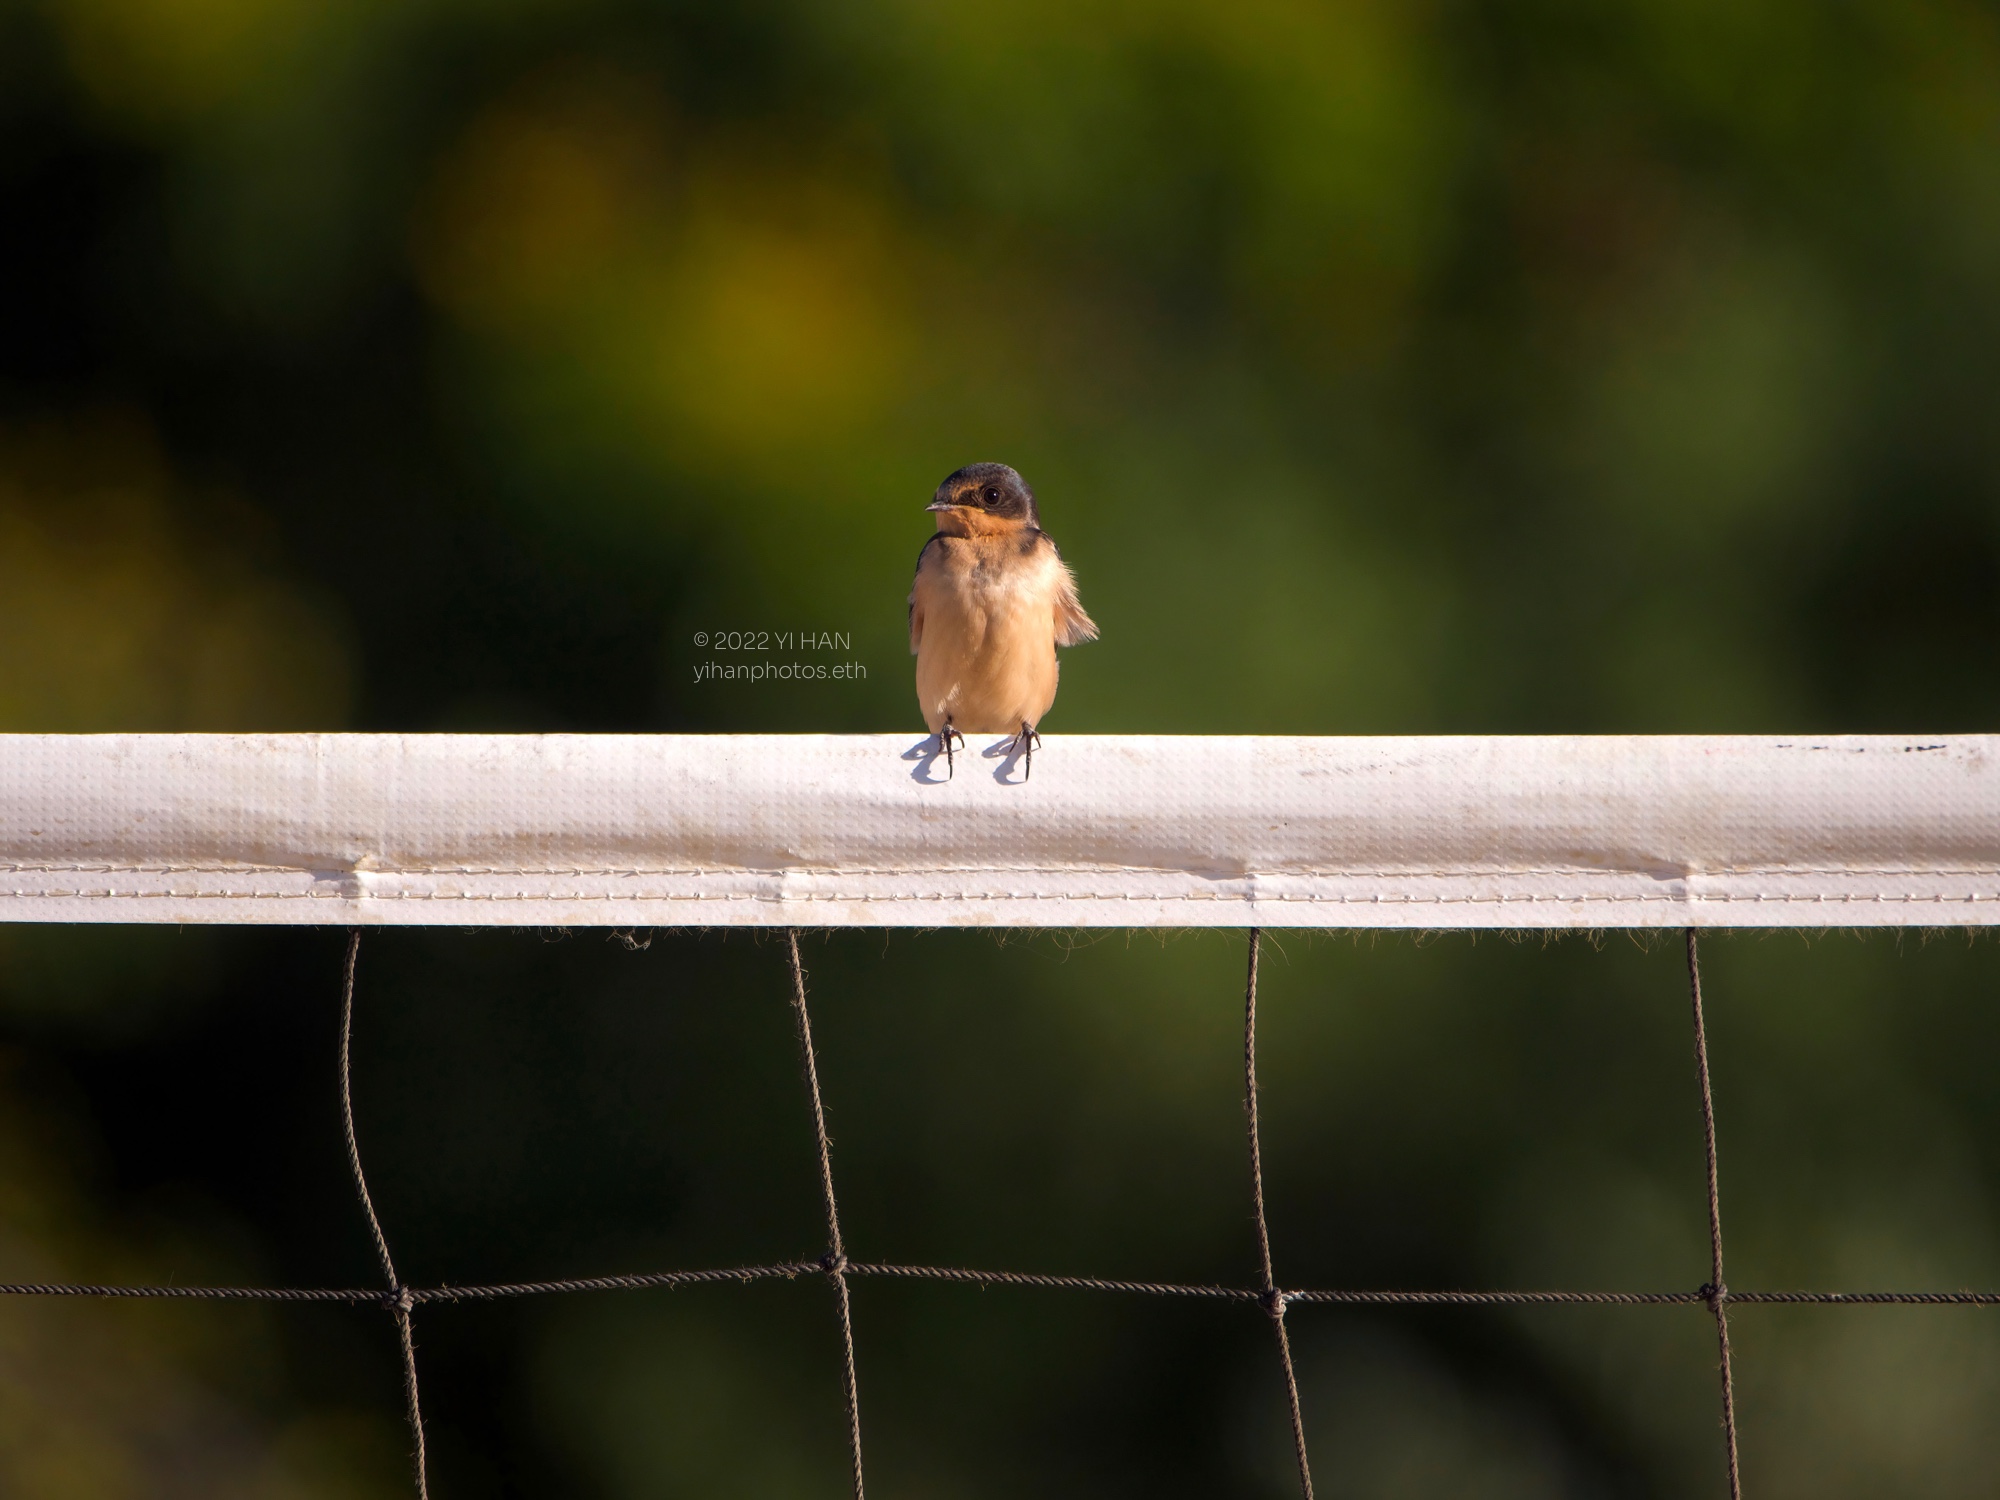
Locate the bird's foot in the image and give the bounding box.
[1011,721,1042,780]
[938,724,965,778]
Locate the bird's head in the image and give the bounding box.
[927,463,1040,535]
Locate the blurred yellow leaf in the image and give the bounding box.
[0,416,352,732]
[52,0,327,122]
[416,74,920,478]
[414,69,673,334]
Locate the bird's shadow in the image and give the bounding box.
[903,735,950,784]
[902,734,1030,784]
[982,736,1030,784]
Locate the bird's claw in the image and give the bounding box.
[1011,722,1042,780]
[938,725,965,778]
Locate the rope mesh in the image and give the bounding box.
[4,924,1987,1496]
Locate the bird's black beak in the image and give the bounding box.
[926,499,960,512]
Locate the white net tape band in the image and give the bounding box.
[1,733,1993,928]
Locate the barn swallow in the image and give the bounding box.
[909,463,1097,780]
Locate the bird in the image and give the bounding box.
[908,462,1097,779]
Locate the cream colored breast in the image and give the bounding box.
[922,539,1060,630]
[913,536,1065,731]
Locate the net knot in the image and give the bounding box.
[821,1251,849,1277]
[1259,1287,1289,1319]
[383,1286,415,1314]
[1700,1281,1729,1310]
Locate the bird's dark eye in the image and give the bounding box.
[983,487,1001,505]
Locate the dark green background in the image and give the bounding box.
[3,0,1999,1494]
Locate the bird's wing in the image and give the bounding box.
[1045,535,1099,647]
[909,535,942,654]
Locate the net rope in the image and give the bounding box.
[5,925,1996,1496]
[785,929,867,1500]
[339,931,431,1498]
[1686,928,1743,1500]
[1244,928,1316,1498]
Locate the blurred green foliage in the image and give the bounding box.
[3,0,2000,1494]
